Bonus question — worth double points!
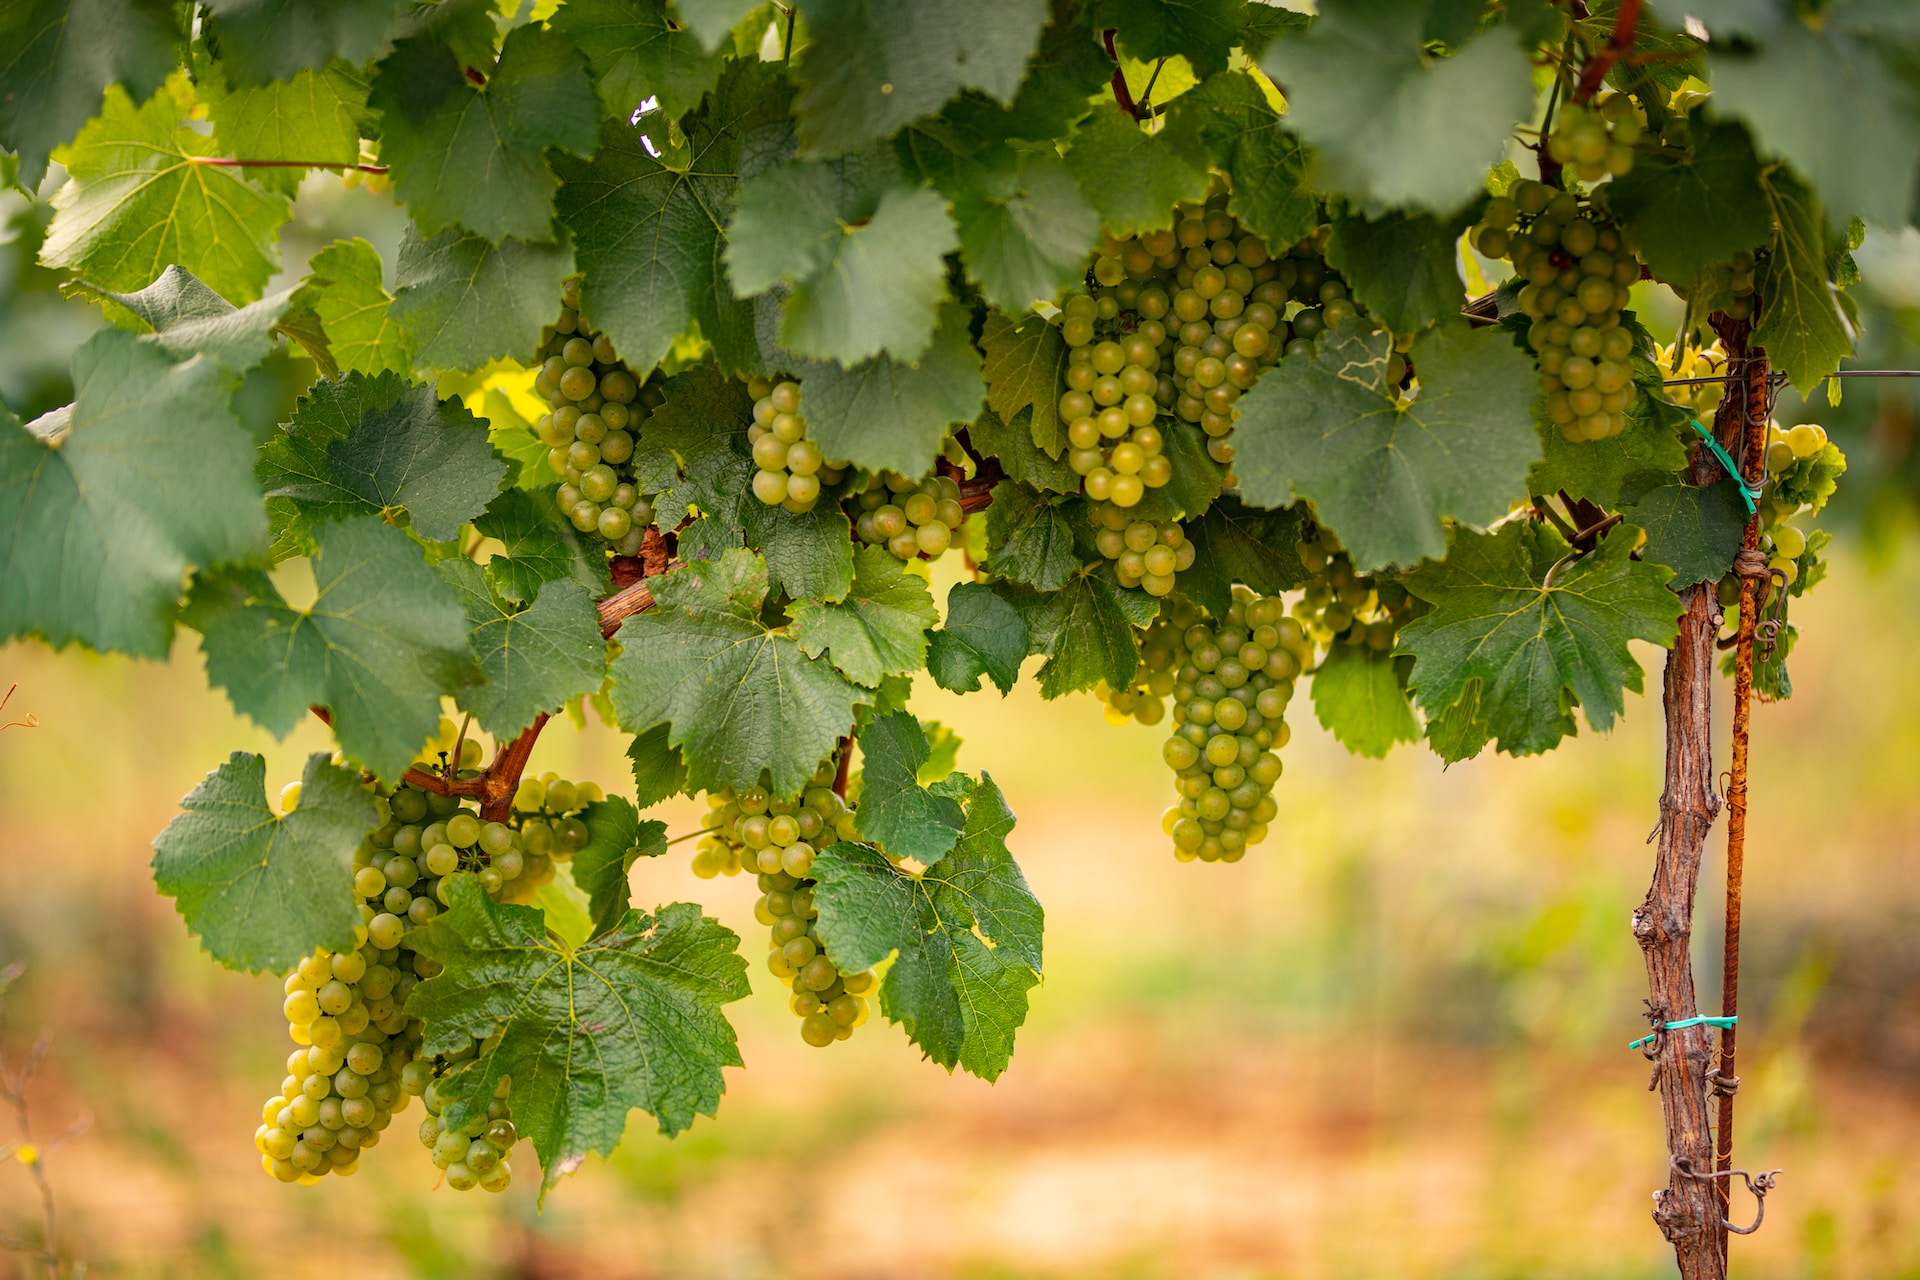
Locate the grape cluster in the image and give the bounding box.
[533,278,666,554]
[1290,529,1413,652]
[1545,92,1645,184]
[415,1051,518,1192]
[851,471,967,562]
[1655,341,1728,415]
[1089,500,1193,597]
[748,377,847,512]
[1473,182,1641,441]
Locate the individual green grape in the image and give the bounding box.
[850,471,967,564]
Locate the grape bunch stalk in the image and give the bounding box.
[1472,181,1643,441]
[533,277,666,554]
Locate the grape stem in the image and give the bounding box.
[1573,0,1642,104]
[1101,30,1144,121]
[0,683,36,732]
[831,736,853,800]
[185,157,390,173]
[0,961,88,1280]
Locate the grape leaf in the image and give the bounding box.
[1396,521,1682,756]
[568,797,668,936]
[203,0,406,85]
[183,516,477,781]
[1625,479,1748,588]
[258,369,508,543]
[0,0,179,188]
[950,150,1100,313]
[1092,0,1246,78]
[1232,320,1540,572]
[293,238,414,377]
[71,264,297,375]
[42,79,292,305]
[1424,679,1492,764]
[409,879,749,1194]
[1178,495,1307,620]
[150,751,376,974]
[1063,105,1211,237]
[608,548,871,795]
[205,60,366,197]
[371,27,600,243]
[1708,13,1920,228]
[854,710,965,862]
[554,0,728,124]
[391,223,576,373]
[1605,121,1772,284]
[810,774,1041,1080]
[1259,0,1534,214]
[729,153,957,364]
[1310,643,1418,759]
[1023,572,1149,698]
[631,361,754,545]
[740,497,857,604]
[791,0,1048,157]
[1169,71,1319,253]
[981,309,1070,457]
[1325,205,1470,334]
[984,479,1082,590]
[625,724,689,809]
[1753,168,1856,394]
[477,486,612,605]
[555,59,789,377]
[777,302,985,477]
[440,560,607,740]
[926,580,1028,695]
[968,404,1079,493]
[0,328,265,657]
[791,545,938,687]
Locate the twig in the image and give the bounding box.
[1101,30,1142,121]
[0,963,82,1280]
[831,737,853,800]
[0,685,36,732]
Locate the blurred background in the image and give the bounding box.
[3,168,1920,1280]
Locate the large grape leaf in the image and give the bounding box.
[183,516,477,782]
[70,264,298,375]
[630,361,753,546]
[1063,105,1211,237]
[0,0,179,188]
[739,498,857,604]
[554,0,728,124]
[1708,10,1920,228]
[476,486,609,606]
[391,223,576,374]
[1625,479,1749,588]
[981,309,1070,457]
[440,560,607,740]
[855,711,965,862]
[292,238,414,376]
[202,0,406,85]
[409,878,749,1194]
[983,479,1082,591]
[791,545,938,687]
[41,79,293,304]
[0,329,265,657]
[150,752,375,974]
[949,150,1100,313]
[569,797,668,937]
[555,59,788,377]
[1753,168,1856,394]
[1605,121,1772,285]
[729,150,957,364]
[1178,496,1307,620]
[1325,206,1471,335]
[926,580,1028,696]
[1092,0,1246,78]
[1396,521,1683,756]
[1169,71,1319,253]
[810,774,1041,1080]
[258,369,508,543]
[1017,572,1153,698]
[968,404,1079,494]
[791,0,1048,157]
[371,28,599,243]
[1259,0,1534,214]
[205,60,366,197]
[777,302,985,477]
[1310,643,1418,759]
[608,549,871,796]
[1232,320,1539,572]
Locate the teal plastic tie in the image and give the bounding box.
[1689,419,1763,516]
[1629,1014,1737,1051]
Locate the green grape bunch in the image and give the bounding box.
[1546,92,1646,185]
[532,277,667,554]
[1089,500,1194,598]
[1291,527,1414,652]
[849,470,968,562]
[415,1050,519,1193]
[747,377,848,513]
[1472,181,1643,441]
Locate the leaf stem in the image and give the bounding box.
[186,157,389,173]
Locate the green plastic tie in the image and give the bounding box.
[1629,1014,1737,1051]
[1689,419,1763,516]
